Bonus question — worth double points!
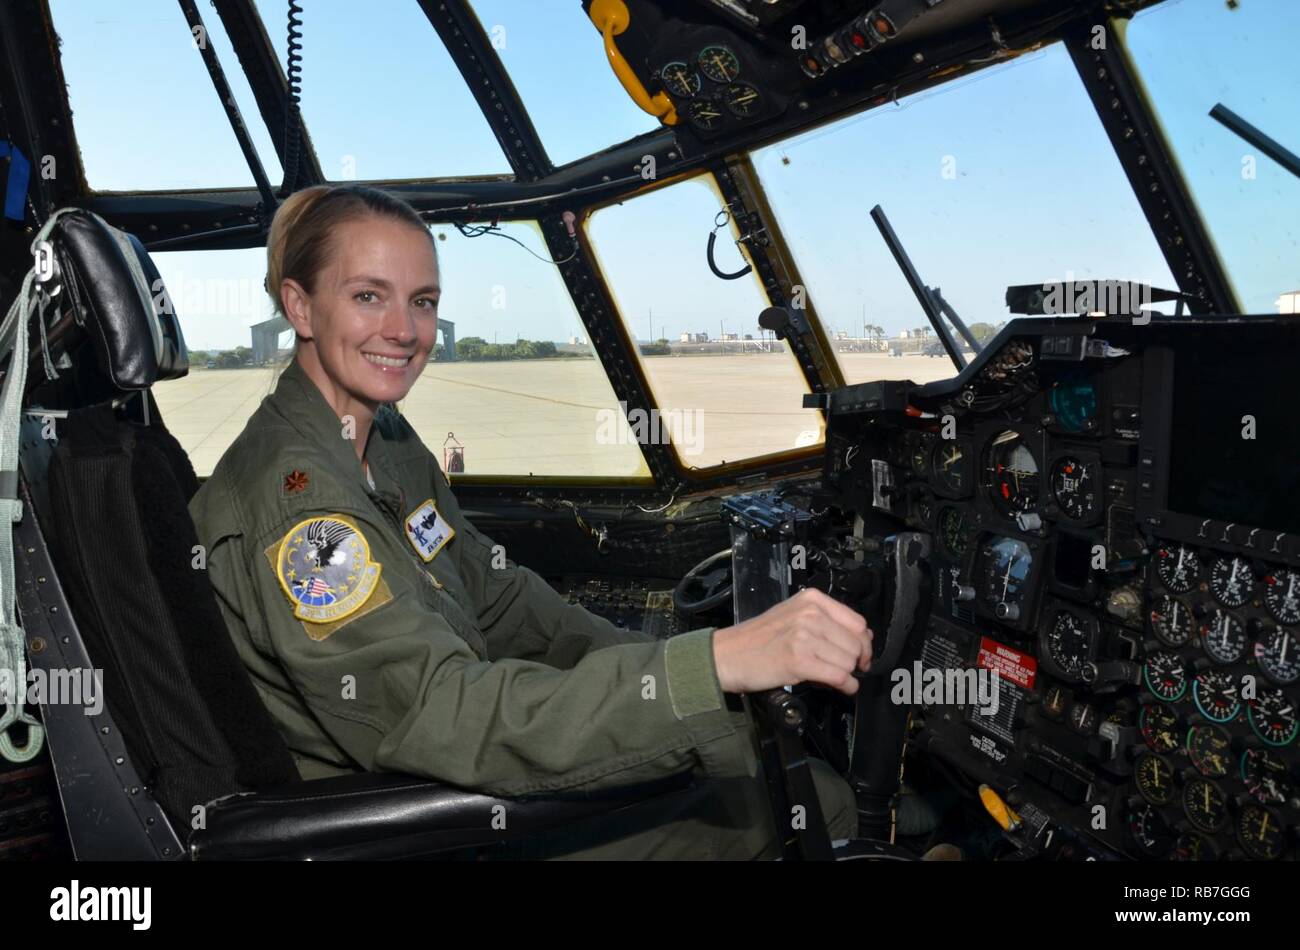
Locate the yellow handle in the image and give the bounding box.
[978,784,1022,832]
[589,0,678,126]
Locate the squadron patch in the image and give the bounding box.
[404,498,454,562]
[273,515,382,624]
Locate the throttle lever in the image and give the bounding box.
[865,531,933,676]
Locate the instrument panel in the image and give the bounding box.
[820,315,1300,860]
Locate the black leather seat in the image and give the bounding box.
[5,208,706,860]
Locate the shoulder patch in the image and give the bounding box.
[270,515,383,629]
[404,498,455,562]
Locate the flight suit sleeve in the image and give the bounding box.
[249,503,756,797]
[429,463,653,666]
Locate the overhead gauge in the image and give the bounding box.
[697,44,741,83]
[1192,669,1241,723]
[1172,832,1218,861]
[1143,651,1187,702]
[1255,626,1300,686]
[1181,776,1228,833]
[658,61,702,98]
[931,440,971,497]
[1263,569,1300,624]
[1140,703,1180,753]
[1127,803,1174,857]
[684,98,724,131]
[1186,724,1231,777]
[937,506,970,560]
[1150,595,1193,647]
[1134,753,1174,805]
[1209,556,1254,608]
[1201,609,1247,665]
[1240,748,1292,805]
[722,82,761,118]
[1248,687,1299,747]
[1236,804,1286,860]
[1050,456,1097,520]
[986,430,1040,516]
[1042,607,1097,681]
[1155,544,1200,593]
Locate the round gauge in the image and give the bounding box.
[1150,595,1193,647]
[1201,610,1247,665]
[1264,569,1300,625]
[722,82,761,118]
[912,491,934,529]
[1042,684,1069,721]
[977,536,1033,617]
[1240,748,1292,806]
[1140,703,1180,753]
[1069,701,1098,735]
[1045,609,1096,681]
[697,44,741,83]
[1050,456,1097,520]
[910,435,933,477]
[986,431,1040,515]
[684,98,724,131]
[1209,556,1254,608]
[658,61,701,99]
[1186,724,1231,777]
[1127,802,1174,857]
[1155,544,1201,594]
[1256,626,1300,686]
[1248,687,1299,747]
[1172,832,1218,861]
[1192,669,1241,723]
[931,441,970,496]
[937,506,970,560]
[1236,804,1286,860]
[1135,753,1175,805]
[1181,776,1228,833]
[1143,650,1187,702]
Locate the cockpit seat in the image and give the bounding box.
[4,209,703,860]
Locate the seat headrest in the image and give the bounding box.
[49,209,189,390]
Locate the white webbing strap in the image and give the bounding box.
[0,208,77,762]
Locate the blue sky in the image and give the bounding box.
[47,0,1298,352]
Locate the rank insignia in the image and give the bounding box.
[404,498,454,562]
[273,515,381,624]
[283,469,310,494]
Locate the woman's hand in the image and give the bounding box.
[711,588,873,696]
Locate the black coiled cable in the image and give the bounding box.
[281,0,303,196]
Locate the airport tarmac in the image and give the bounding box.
[155,353,959,477]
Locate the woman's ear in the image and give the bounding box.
[280,278,314,340]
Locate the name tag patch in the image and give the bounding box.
[404,498,454,561]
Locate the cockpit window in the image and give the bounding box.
[1125,0,1300,314]
[585,174,824,470]
[249,0,509,181]
[151,227,652,481]
[752,42,1178,385]
[464,1,661,167]
[50,0,282,190]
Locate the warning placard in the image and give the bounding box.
[976,636,1037,690]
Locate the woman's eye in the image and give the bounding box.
[354,290,378,304]
[415,297,439,310]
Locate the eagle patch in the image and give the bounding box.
[404,499,454,562]
[273,515,382,624]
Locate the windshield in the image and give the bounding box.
[1124,0,1300,314]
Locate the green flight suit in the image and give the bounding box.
[188,358,856,858]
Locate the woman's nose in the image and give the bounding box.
[380,303,418,342]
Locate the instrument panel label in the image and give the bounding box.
[977,636,1038,690]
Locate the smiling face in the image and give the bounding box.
[281,214,440,419]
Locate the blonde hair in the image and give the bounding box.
[266,184,435,317]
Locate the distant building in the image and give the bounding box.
[1276,291,1300,315]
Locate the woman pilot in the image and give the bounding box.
[188,184,873,859]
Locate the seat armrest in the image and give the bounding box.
[189,771,702,860]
